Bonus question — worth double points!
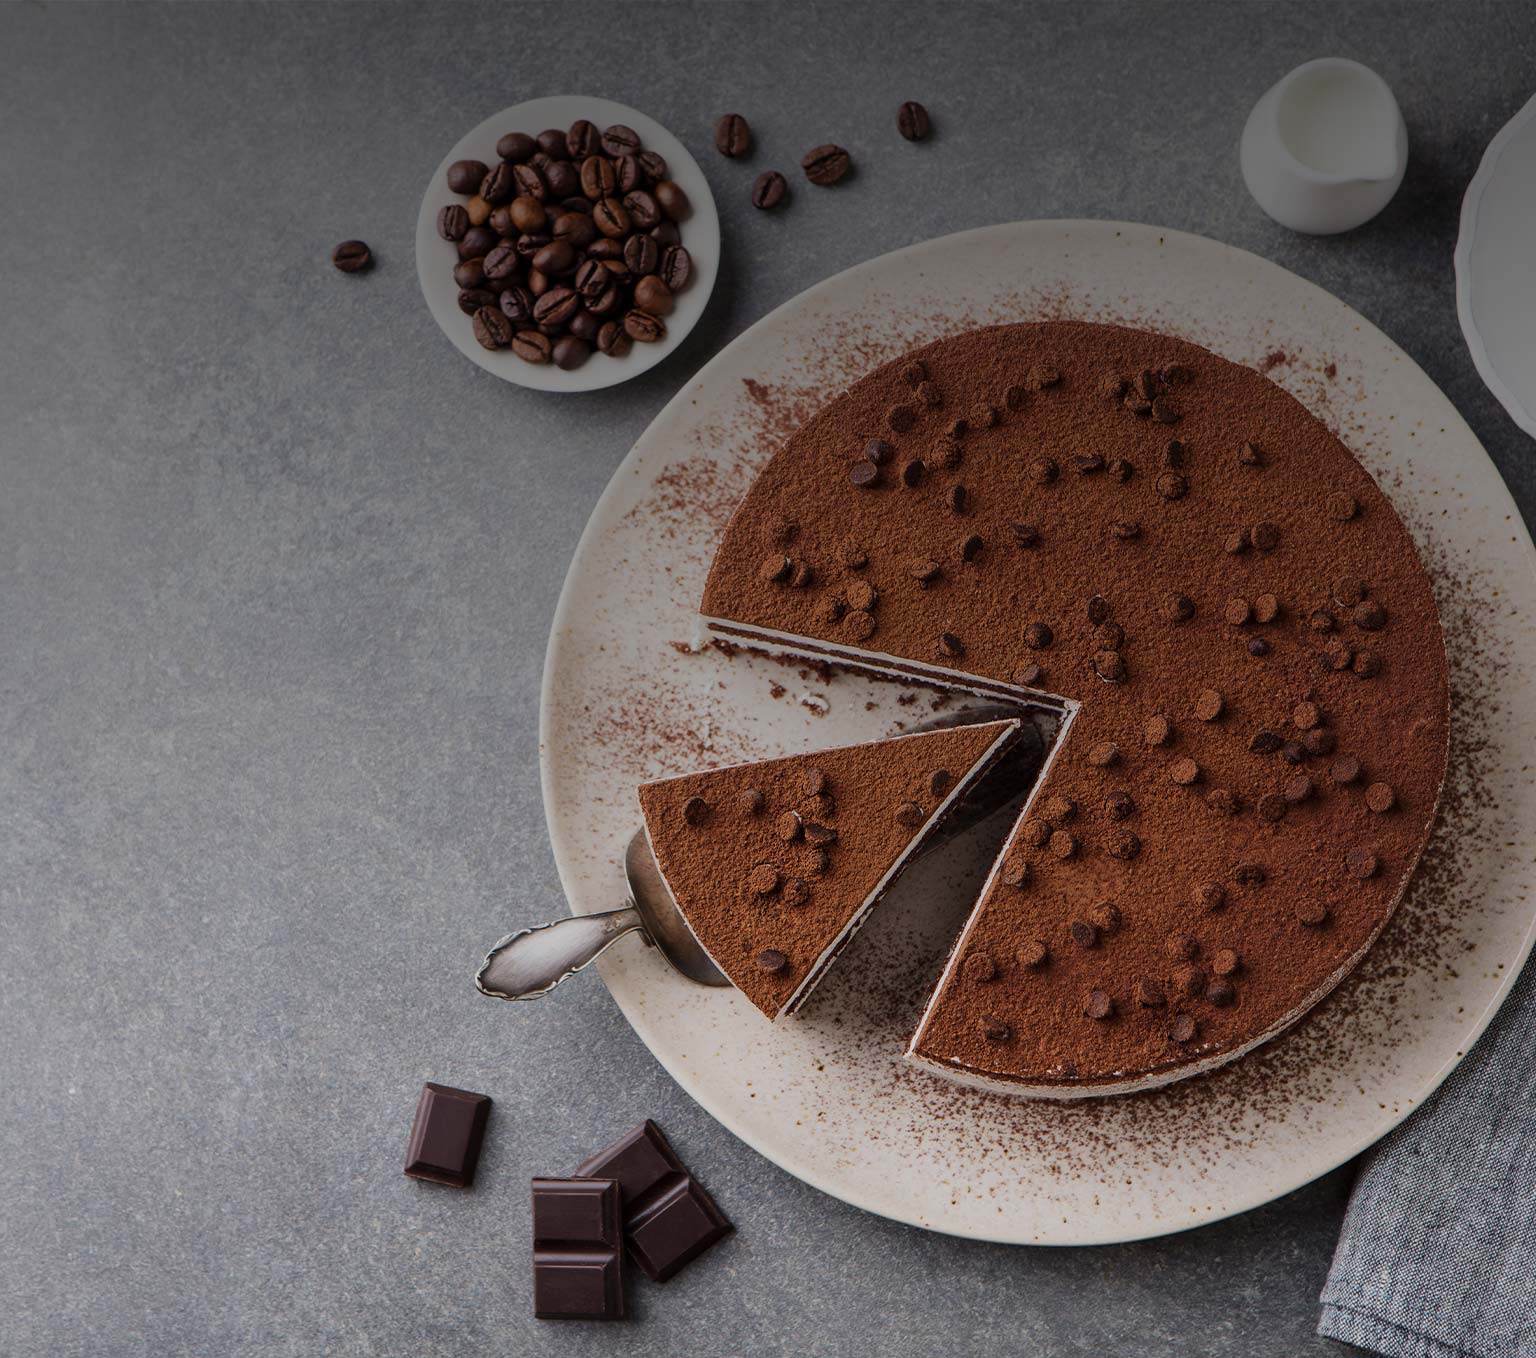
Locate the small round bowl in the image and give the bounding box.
[415,96,720,393]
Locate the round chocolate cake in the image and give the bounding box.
[701,320,1449,1097]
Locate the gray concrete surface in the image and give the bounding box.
[3,3,1534,1355]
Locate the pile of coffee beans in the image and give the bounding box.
[712,102,930,210]
[437,120,694,369]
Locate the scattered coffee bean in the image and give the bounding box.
[654,180,692,220]
[552,335,590,370]
[437,204,470,241]
[331,239,373,273]
[624,309,666,343]
[510,329,552,364]
[752,170,789,209]
[472,306,512,350]
[896,101,931,141]
[635,275,674,316]
[802,143,852,185]
[714,113,752,158]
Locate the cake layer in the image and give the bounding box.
[701,320,1448,1094]
[639,719,1022,1019]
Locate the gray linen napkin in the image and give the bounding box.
[1318,955,1536,1358]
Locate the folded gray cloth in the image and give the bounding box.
[1319,956,1536,1358]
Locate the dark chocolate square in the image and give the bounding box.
[531,1176,625,1322]
[403,1082,491,1188]
[627,1176,734,1282]
[531,1177,622,1250]
[533,1249,625,1321]
[574,1119,681,1207]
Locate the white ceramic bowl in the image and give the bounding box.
[1456,91,1536,440]
[414,96,719,392]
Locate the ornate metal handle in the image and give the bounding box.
[474,907,647,1001]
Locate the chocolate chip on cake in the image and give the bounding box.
[948,484,969,514]
[936,631,965,658]
[959,534,984,562]
[982,1016,1012,1042]
[682,796,710,826]
[1247,636,1271,657]
[1256,793,1286,823]
[910,557,942,583]
[1309,608,1336,632]
[1328,492,1359,521]
[916,380,943,409]
[1224,529,1251,555]
[1018,939,1049,969]
[1365,782,1397,813]
[1173,963,1207,997]
[1283,774,1315,804]
[845,580,877,612]
[756,949,788,974]
[1162,592,1196,622]
[1030,456,1059,485]
[1232,861,1266,886]
[1346,847,1379,878]
[1088,741,1121,768]
[926,768,953,798]
[1109,457,1134,482]
[1144,713,1173,747]
[1292,701,1322,730]
[1194,688,1224,721]
[1170,1014,1199,1044]
[1049,829,1079,859]
[901,458,927,488]
[1253,593,1281,623]
[1295,900,1329,927]
[865,438,895,465]
[778,810,803,841]
[788,559,814,588]
[1136,977,1167,1008]
[1070,919,1100,949]
[1330,755,1363,785]
[1354,600,1387,631]
[1004,383,1029,410]
[748,864,780,895]
[1093,650,1127,683]
[1225,597,1253,626]
[1076,453,1106,475]
[1155,471,1189,500]
[1281,740,1306,764]
[1029,366,1061,389]
[849,461,880,488]
[1002,860,1032,889]
[739,787,766,814]
[1238,441,1264,467]
[1109,519,1142,541]
[1163,438,1187,467]
[1193,881,1226,911]
[1211,948,1241,977]
[783,878,811,907]
[759,554,792,582]
[894,801,925,828]
[1020,819,1051,848]
[1206,787,1239,815]
[1089,900,1122,934]
[1165,932,1198,961]
[1353,650,1382,679]
[1012,663,1043,686]
[843,609,876,640]
[963,951,998,984]
[1205,978,1236,1007]
[1024,621,1054,649]
[1083,990,1115,1020]
[1169,757,1200,786]
[804,821,838,846]
[1250,729,1282,754]
[1105,791,1135,821]
[1010,523,1041,548]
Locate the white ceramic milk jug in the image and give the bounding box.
[1240,58,1408,234]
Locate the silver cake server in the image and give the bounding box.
[474,704,1047,1002]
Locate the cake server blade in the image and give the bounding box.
[474,703,1047,1001]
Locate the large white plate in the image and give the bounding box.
[538,220,1536,1245]
[1456,91,1536,440]
[415,96,719,392]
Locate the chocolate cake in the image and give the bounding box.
[700,321,1449,1096]
[639,719,1023,1019]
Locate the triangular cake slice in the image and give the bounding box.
[639,719,1022,1020]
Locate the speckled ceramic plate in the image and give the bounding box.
[415,96,719,392]
[538,220,1536,1245]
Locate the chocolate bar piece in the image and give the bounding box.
[575,1120,732,1282]
[403,1082,491,1188]
[532,1177,625,1321]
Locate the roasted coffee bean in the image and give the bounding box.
[511,163,547,201]
[532,240,577,276]
[447,158,488,193]
[552,335,591,370]
[536,128,569,160]
[330,238,371,273]
[525,267,550,297]
[650,220,682,248]
[752,170,789,209]
[599,256,632,284]
[597,320,632,357]
[593,196,631,238]
[654,179,691,220]
[552,212,597,250]
[574,257,609,301]
[587,237,624,262]
[472,306,512,350]
[580,155,617,200]
[511,329,552,364]
[896,101,931,141]
[544,160,580,200]
[637,149,668,183]
[613,153,643,194]
[714,112,752,157]
[497,131,535,163]
[623,233,660,277]
[802,143,851,185]
[568,308,601,342]
[660,245,693,292]
[559,196,591,216]
[453,258,487,290]
[437,204,470,241]
[624,309,666,343]
[514,231,550,260]
[586,283,623,316]
[634,274,674,316]
[509,195,546,232]
[488,204,514,235]
[533,286,580,329]
[623,189,661,230]
[458,225,497,262]
[482,241,521,281]
[457,287,495,315]
[601,124,641,157]
[566,119,601,159]
[498,285,535,323]
[466,194,491,225]
[480,162,516,205]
